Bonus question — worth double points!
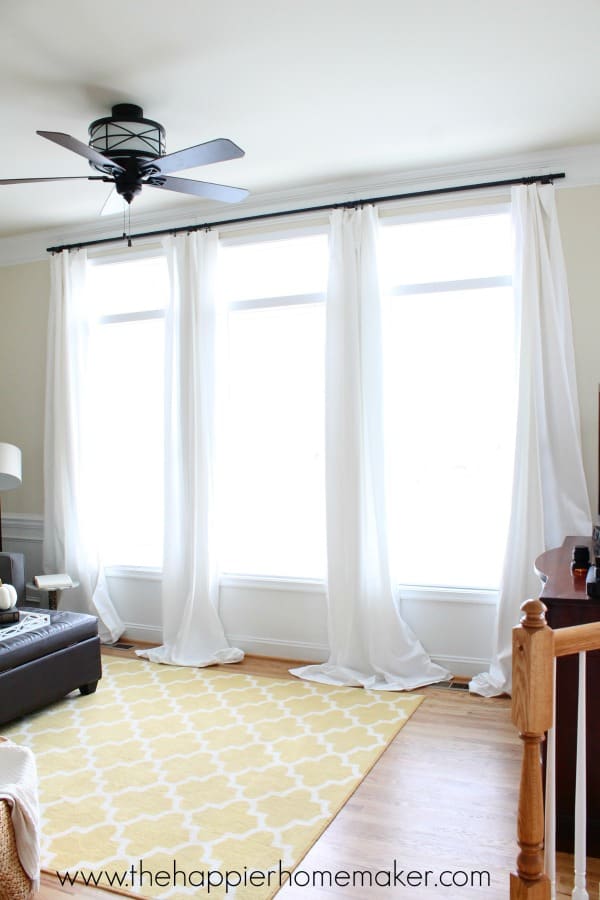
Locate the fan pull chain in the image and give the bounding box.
[122,204,133,247]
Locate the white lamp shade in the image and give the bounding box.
[0,443,22,491]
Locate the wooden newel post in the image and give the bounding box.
[510,598,554,900]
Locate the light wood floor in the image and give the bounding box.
[35,646,593,899]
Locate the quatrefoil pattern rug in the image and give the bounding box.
[4,656,423,899]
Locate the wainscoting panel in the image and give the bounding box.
[3,513,496,676]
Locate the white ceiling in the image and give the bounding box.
[1,0,600,238]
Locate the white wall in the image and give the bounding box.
[2,178,599,676]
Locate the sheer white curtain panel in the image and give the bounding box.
[137,231,243,667]
[470,183,591,698]
[43,250,124,643]
[292,206,450,691]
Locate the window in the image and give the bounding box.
[379,210,515,590]
[218,233,328,580]
[85,252,167,568]
[83,207,514,597]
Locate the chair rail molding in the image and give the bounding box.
[3,513,43,543]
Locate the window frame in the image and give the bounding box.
[379,201,513,603]
[86,244,167,579]
[85,206,514,605]
[217,225,329,583]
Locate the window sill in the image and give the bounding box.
[104,567,498,604]
[220,574,325,593]
[105,565,162,581]
[397,584,499,605]
[103,568,325,594]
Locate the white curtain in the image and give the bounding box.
[470,184,591,697]
[292,206,450,691]
[43,250,124,643]
[137,232,243,667]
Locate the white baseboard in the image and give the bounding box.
[119,625,329,663]
[120,623,162,644]
[228,633,329,663]
[432,654,490,679]
[117,626,488,677]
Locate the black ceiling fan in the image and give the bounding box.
[0,103,249,207]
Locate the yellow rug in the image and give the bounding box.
[3,656,423,899]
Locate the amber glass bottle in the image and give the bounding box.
[571,544,591,575]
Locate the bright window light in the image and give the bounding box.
[81,212,514,594]
[379,212,513,286]
[88,254,167,317]
[219,234,329,303]
[381,211,515,590]
[85,254,167,567]
[218,235,327,579]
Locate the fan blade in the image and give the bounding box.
[148,175,248,204]
[37,131,125,174]
[100,188,127,217]
[142,139,244,176]
[0,176,106,184]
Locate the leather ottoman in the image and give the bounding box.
[0,609,102,726]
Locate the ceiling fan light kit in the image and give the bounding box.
[0,102,249,210]
[88,104,166,167]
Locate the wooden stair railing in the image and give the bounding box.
[510,598,600,899]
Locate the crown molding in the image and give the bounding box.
[2,141,600,268]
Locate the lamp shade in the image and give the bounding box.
[0,443,22,491]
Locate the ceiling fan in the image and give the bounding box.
[0,103,249,209]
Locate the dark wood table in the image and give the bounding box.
[535,535,600,855]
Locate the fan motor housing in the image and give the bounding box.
[88,104,166,172]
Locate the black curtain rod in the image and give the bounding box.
[46,172,565,254]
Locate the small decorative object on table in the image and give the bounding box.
[0,608,19,628]
[0,582,19,631]
[571,544,591,575]
[33,574,74,611]
[0,612,50,641]
[0,581,17,612]
[587,556,600,598]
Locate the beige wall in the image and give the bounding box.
[0,258,49,514]
[1,186,600,523]
[557,185,600,518]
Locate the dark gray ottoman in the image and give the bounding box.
[0,608,102,725]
